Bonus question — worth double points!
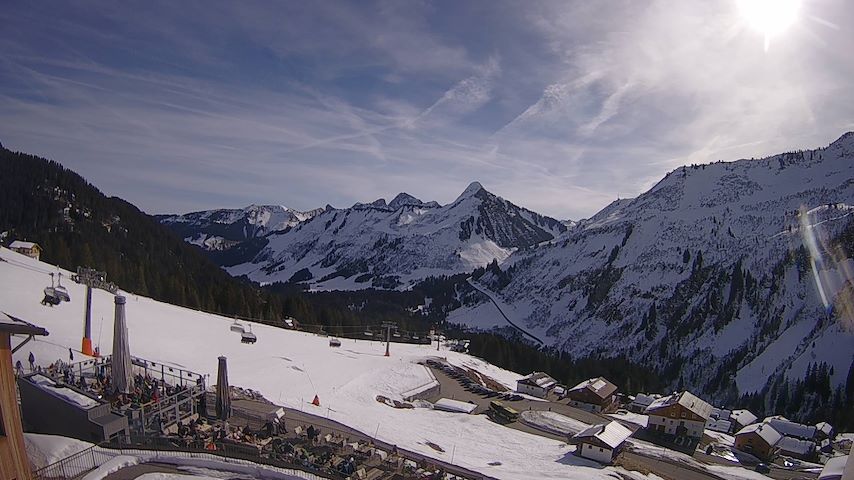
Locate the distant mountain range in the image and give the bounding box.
[161,181,566,289]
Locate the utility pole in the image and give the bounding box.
[72,267,118,356]
[382,321,396,357]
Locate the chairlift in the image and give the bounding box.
[392,332,401,338]
[41,273,61,307]
[329,337,342,347]
[363,330,374,337]
[230,319,245,333]
[241,325,257,344]
[54,272,71,303]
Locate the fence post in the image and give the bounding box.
[91,447,96,469]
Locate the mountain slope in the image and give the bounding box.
[157,204,323,251]
[223,182,566,289]
[453,133,854,407]
[0,146,284,320]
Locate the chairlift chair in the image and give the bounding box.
[53,272,71,303]
[41,273,61,306]
[241,325,257,344]
[363,330,374,337]
[230,319,245,333]
[329,337,341,347]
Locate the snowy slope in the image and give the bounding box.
[1,247,649,480]
[224,182,566,289]
[451,133,854,402]
[159,205,323,251]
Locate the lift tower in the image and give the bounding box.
[72,267,118,356]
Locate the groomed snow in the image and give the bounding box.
[1,248,656,480]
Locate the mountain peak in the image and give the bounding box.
[389,192,423,208]
[459,181,485,199]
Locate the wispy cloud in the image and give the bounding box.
[0,1,852,220]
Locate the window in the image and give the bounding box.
[599,448,604,452]
[588,445,592,449]
[681,412,686,418]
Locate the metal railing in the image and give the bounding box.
[32,438,335,480]
[33,445,112,480]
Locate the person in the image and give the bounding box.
[28,351,35,372]
[68,347,74,362]
[15,360,23,377]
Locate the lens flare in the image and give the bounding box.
[738,0,801,51]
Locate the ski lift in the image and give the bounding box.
[329,337,341,347]
[230,319,245,333]
[392,332,401,339]
[41,273,61,307]
[241,325,257,344]
[54,272,71,303]
[363,330,374,337]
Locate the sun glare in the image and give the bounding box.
[738,0,801,51]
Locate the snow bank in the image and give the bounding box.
[80,455,140,480]
[24,433,95,470]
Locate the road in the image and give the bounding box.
[466,279,543,345]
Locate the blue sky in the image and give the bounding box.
[1,1,852,219]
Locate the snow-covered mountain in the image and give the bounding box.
[454,132,854,404]
[224,182,567,289]
[158,204,323,251]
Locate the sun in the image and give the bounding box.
[738,0,801,51]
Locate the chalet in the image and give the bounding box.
[565,377,618,413]
[569,421,633,464]
[815,422,834,442]
[734,423,782,461]
[8,241,42,261]
[1,313,48,480]
[776,436,816,462]
[516,372,557,399]
[763,416,816,441]
[730,409,758,432]
[644,391,712,442]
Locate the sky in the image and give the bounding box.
[1,1,853,220]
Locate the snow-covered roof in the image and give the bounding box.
[629,393,656,408]
[572,421,633,449]
[433,398,477,414]
[645,391,713,419]
[735,423,782,447]
[568,377,617,399]
[777,436,815,456]
[9,240,38,249]
[710,407,731,421]
[707,419,732,433]
[730,409,757,426]
[819,454,848,480]
[28,374,100,409]
[815,422,833,435]
[764,417,816,440]
[518,372,557,389]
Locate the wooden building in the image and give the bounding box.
[1,313,48,480]
[734,423,782,461]
[8,241,42,261]
[644,391,712,441]
[516,372,557,399]
[569,421,633,464]
[565,377,618,413]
